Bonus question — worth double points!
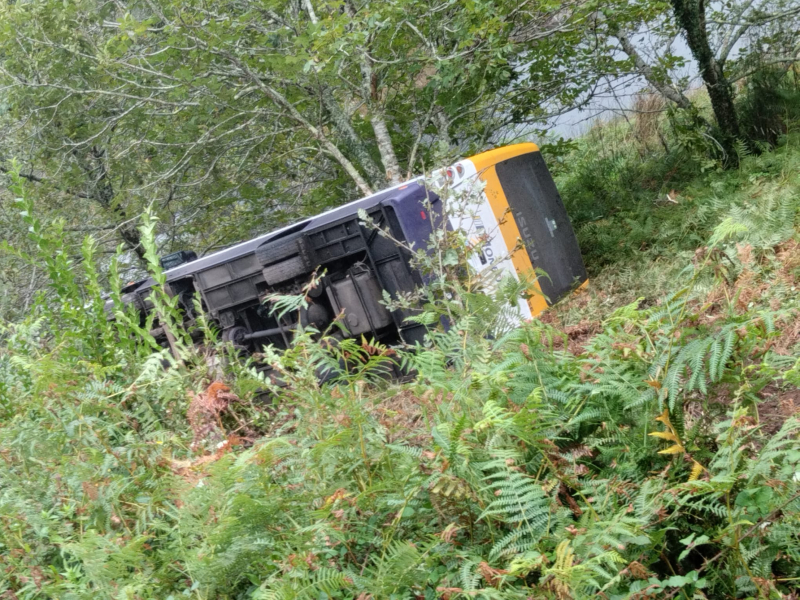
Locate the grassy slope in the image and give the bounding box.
[553,127,800,322]
[544,125,800,433]
[1,118,800,599]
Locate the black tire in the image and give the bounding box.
[122,292,147,313]
[262,255,310,285]
[257,233,317,285]
[256,232,312,267]
[222,325,248,347]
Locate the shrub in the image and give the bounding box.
[737,66,800,149]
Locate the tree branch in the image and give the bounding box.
[613,30,693,109]
[235,60,374,195]
[717,0,758,65]
[0,163,90,199]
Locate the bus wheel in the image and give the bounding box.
[222,326,247,347]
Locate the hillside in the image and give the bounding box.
[2,111,800,598]
[4,0,800,594]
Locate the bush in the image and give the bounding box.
[737,66,800,149]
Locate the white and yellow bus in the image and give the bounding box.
[445,143,588,319]
[114,143,587,349]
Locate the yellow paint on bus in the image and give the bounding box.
[468,143,551,317]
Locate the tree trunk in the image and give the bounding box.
[320,89,386,189]
[251,78,374,196]
[303,2,385,188]
[670,0,741,166]
[301,0,318,24]
[360,58,403,185]
[434,111,452,149]
[343,0,403,186]
[369,109,403,185]
[213,50,375,196]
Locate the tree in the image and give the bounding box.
[0,0,596,270]
[584,0,800,166]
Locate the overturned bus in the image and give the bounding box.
[110,143,588,353]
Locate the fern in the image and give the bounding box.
[253,568,353,600]
[476,459,551,560]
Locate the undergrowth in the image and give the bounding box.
[2,112,800,599]
[549,98,800,324]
